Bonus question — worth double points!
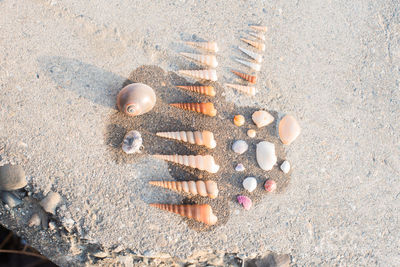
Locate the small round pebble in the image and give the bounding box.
[232,140,248,154]
[243,177,257,192]
[235,163,245,172]
[28,214,41,227]
[264,179,277,192]
[247,129,256,138]
[280,160,290,174]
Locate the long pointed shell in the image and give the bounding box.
[241,38,266,51]
[238,46,263,63]
[153,154,220,173]
[235,58,261,71]
[150,203,218,225]
[178,69,217,81]
[279,115,301,145]
[156,130,217,149]
[256,141,277,171]
[225,83,256,96]
[249,31,266,41]
[176,85,216,97]
[185,41,219,53]
[180,53,218,68]
[170,102,217,116]
[231,70,257,84]
[250,25,268,32]
[149,180,219,199]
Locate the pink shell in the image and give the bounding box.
[237,195,252,210]
[264,180,277,192]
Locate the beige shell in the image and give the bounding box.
[156,130,216,149]
[116,83,156,117]
[149,180,219,199]
[153,154,220,173]
[231,70,257,84]
[178,69,217,81]
[170,102,217,116]
[279,115,301,145]
[150,203,218,225]
[250,25,268,32]
[241,38,266,51]
[176,85,216,96]
[238,46,263,63]
[249,31,266,41]
[252,110,274,128]
[235,58,261,72]
[225,83,256,96]
[180,52,218,68]
[185,41,219,53]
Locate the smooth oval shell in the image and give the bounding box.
[122,130,142,154]
[232,140,248,154]
[117,83,156,117]
[279,115,301,145]
[252,110,274,128]
[0,164,27,191]
[280,160,290,174]
[256,141,277,171]
[243,177,257,192]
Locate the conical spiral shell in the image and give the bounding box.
[238,46,263,63]
[153,154,220,173]
[170,103,217,117]
[178,69,218,82]
[241,38,266,51]
[149,180,219,199]
[156,130,217,149]
[185,41,219,53]
[231,70,257,84]
[180,53,218,68]
[150,203,218,225]
[225,83,256,96]
[249,31,266,41]
[250,25,268,32]
[235,58,261,71]
[176,86,216,97]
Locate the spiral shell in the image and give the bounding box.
[235,58,261,72]
[170,102,217,116]
[231,70,257,84]
[238,46,263,63]
[153,154,220,173]
[149,203,218,225]
[185,41,219,53]
[156,130,217,149]
[178,69,218,82]
[249,31,266,41]
[225,83,256,96]
[176,85,216,97]
[241,38,266,51]
[250,25,268,32]
[149,180,219,199]
[116,83,156,117]
[180,53,218,68]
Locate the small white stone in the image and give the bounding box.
[28,213,41,227]
[243,177,257,192]
[232,140,248,154]
[40,191,62,215]
[235,163,245,172]
[280,160,290,173]
[48,221,57,230]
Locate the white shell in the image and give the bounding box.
[178,69,218,81]
[256,141,277,171]
[235,163,245,172]
[40,191,62,215]
[247,129,256,138]
[243,177,257,193]
[238,46,263,63]
[225,83,256,96]
[153,154,220,173]
[249,31,266,41]
[180,52,218,68]
[28,213,41,227]
[185,41,219,53]
[235,58,261,71]
[232,140,248,154]
[252,110,274,128]
[280,160,290,174]
[156,130,217,149]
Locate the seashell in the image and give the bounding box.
[279,115,301,145]
[264,179,277,192]
[176,85,216,97]
[150,203,218,225]
[170,102,217,117]
[249,31,266,41]
[243,177,257,193]
[241,38,266,51]
[256,141,277,171]
[235,58,261,72]
[280,160,290,174]
[185,41,219,53]
[225,83,256,96]
[247,129,256,138]
[0,191,22,208]
[122,130,142,154]
[180,52,218,68]
[250,25,268,32]
[28,213,41,227]
[153,154,220,173]
[116,83,156,117]
[238,46,263,63]
[233,115,245,126]
[0,164,27,191]
[156,130,216,149]
[149,180,218,199]
[237,195,252,210]
[40,191,62,215]
[178,69,218,81]
[252,110,274,128]
[235,163,245,172]
[232,140,248,154]
[231,70,257,84]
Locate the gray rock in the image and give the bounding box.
[40,191,62,214]
[0,164,27,191]
[122,130,143,154]
[0,191,22,208]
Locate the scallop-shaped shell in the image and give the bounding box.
[235,58,261,72]
[249,31,266,41]
[156,130,217,149]
[170,102,217,116]
[180,53,218,68]
[279,115,301,145]
[247,129,256,138]
[256,141,277,171]
[149,203,218,225]
[252,110,274,128]
[153,154,220,173]
[176,85,216,97]
[238,46,263,63]
[231,70,257,84]
[225,83,256,96]
[250,25,268,32]
[185,41,219,53]
[264,179,277,192]
[237,195,252,210]
[0,164,27,191]
[116,83,157,117]
[149,180,218,199]
[233,115,245,126]
[178,69,218,81]
[241,38,266,51]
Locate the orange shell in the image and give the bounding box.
[241,38,266,51]
[233,115,245,126]
[231,70,257,84]
[250,25,268,32]
[176,86,216,97]
[170,103,217,117]
[279,115,301,145]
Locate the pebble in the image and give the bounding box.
[235,163,245,172]
[243,177,257,192]
[122,130,143,154]
[0,164,27,191]
[40,191,62,214]
[0,191,22,208]
[232,140,248,154]
[280,160,290,173]
[48,221,57,231]
[28,213,41,227]
[247,129,256,138]
[264,180,277,192]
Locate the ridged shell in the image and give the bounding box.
[153,154,220,173]
[279,115,301,145]
[233,115,245,126]
[256,141,277,171]
[156,130,216,149]
[225,83,256,96]
[241,38,266,51]
[235,58,261,72]
[252,110,274,128]
[180,53,218,68]
[150,203,218,225]
[116,83,156,117]
[185,41,219,53]
[238,46,263,63]
[250,25,268,32]
[176,85,216,97]
[170,102,217,116]
[0,164,27,191]
[231,70,257,84]
[237,195,252,210]
[249,31,266,41]
[178,69,218,81]
[149,180,218,199]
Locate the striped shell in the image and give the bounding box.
[185,41,219,53]
[225,83,256,96]
[170,102,217,116]
[149,180,218,199]
[180,52,218,68]
[176,85,216,96]
[241,38,266,51]
[156,130,217,149]
[250,25,268,32]
[249,31,266,41]
[178,69,217,81]
[153,154,220,173]
[235,58,261,72]
[238,46,263,63]
[231,70,257,84]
